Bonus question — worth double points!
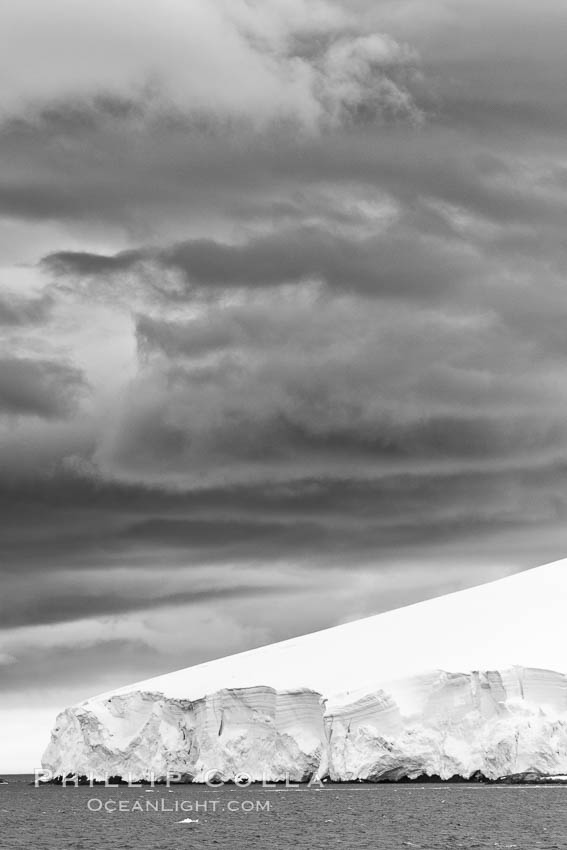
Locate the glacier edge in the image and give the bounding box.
[43,666,567,783]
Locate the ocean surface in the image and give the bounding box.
[1,776,566,849]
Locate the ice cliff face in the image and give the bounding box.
[43,687,326,783]
[43,668,567,782]
[43,559,567,782]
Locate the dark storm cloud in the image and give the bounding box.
[0,357,86,418]
[10,115,560,234]
[45,224,477,299]
[0,15,424,227]
[1,457,565,579]
[100,369,565,474]
[0,639,164,696]
[0,291,52,326]
[136,314,237,358]
[0,577,292,631]
[43,248,141,277]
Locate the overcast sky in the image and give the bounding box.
[2,0,567,772]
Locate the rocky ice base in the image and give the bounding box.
[44,666,567,783]
[43,559,567,782]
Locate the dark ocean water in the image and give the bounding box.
[1,776,566,849]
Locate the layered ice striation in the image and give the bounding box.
[43,559,567,782]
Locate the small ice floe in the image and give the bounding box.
[178,817,199,823]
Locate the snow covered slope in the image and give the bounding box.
[43,558,567,782]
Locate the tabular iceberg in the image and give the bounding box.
[43,558,567,782]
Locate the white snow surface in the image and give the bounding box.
[43,558,567,782]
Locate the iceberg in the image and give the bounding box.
[43,558,567,782]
